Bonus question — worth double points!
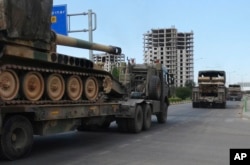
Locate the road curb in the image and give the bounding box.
[170,101,191,105]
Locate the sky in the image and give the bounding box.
[53,0,250,87]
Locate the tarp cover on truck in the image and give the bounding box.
[0,0,52,42]
[198,70,225,77]
[198,70,226,83]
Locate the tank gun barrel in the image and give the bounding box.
[55,34,122,55]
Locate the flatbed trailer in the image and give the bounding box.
[0,0,171,160]
[0,80,169,160]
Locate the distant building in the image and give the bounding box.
[143,27,194,87]
[93,53,125,72]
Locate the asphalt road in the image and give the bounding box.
[1,101,250,165]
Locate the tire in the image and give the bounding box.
[148,76,161,100]
[143,104,152,130]
[156,103,168,124]
[0,115,33,160]
[128,105,143,133]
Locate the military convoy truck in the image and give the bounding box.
[0,0,171,160]
[227,84,242,101]
[192,70,226,108]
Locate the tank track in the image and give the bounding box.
[0,64,111,106]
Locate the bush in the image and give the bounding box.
[169,97,182,103]
[175,87,192,100]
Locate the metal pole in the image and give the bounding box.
[88,10,93,61]
[88,9,97,61]
[67,10,97,61]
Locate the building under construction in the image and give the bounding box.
[93,53,125,72]
[143,27,194,87]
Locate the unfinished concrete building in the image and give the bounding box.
[143,27,194,87]
[93,53,125,72]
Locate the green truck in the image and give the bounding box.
[0,0,171,160]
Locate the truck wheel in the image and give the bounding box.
[156,103,168,123]
[128,105,143,133]
[148,76,161,100]
[0,115,33,160]
[143,104,152,130]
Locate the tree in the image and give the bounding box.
[185,80,196,89]
[111,66,119,80]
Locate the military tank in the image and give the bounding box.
[0,0,122,105]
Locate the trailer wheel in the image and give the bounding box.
[128,105,143,133]
[143,104,152,130]
[148,76,161,100]
[0,115,33,160]
[156,103,168,123]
